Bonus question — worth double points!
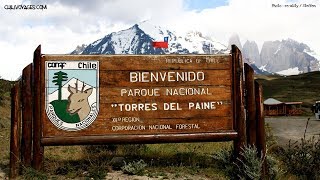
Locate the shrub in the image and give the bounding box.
[121,159,147,176]
[212,146,235,177]
[87,165,108,179]
[213,145,281,179]
[265,154,282,180]
[22,167,48,180]
[280,118,320,179]
[0,78,14,106]
[235,145,263,180]
[265,123,277,148]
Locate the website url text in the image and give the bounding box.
[4,4,47,10]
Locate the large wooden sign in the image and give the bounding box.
[40,55,237,145]
[10,45,268,178]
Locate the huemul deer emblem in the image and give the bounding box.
[67,79,93,121]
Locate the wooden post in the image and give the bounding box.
[255,81,267,177]
[21,64,33,168]
[232,45,246,156]
[32,45,44,170]
[9,83,22,179]
[244,63,257,146]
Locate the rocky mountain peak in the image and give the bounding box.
[228,33,242,50]
[71,44,87,55]
[242,40,260,64]
[260,39,319,74]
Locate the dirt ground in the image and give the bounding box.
[266,116,320,146]
[105,171,214,180]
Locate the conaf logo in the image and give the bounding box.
[45,61,99,131]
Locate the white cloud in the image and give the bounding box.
[0,0,319,79]
[164,0,320,52]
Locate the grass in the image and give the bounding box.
[256,71,320,115]
[38,143,231,179]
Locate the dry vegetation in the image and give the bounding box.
[0,86,12,177]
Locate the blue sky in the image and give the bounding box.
[185,0,228,10]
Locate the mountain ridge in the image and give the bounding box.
[71,22,319,76]
[72,21,229,56]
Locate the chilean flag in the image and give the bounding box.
[152,37,169,48]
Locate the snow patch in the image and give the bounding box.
[138,21,171,41]
[101,43,107,53]
[276,67,302,76]
[304,49,320,61]
[259,65,267,72]
[274,44,281,55]
[110,27,139,54]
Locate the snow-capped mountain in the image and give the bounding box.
[70,22,320,76]
[237,35,320,75]
[259,39,319,74]
[48,78,97,106]
[71,21,228,55]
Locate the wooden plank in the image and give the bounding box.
[232,45,246,157]
[255,81,267,177]
[9,83,21,179]
[41,131,238,146]
[244,63,257,145]
[32,45,44,170]
[43,117,233,137]
[43,54,231,70]
[21,64,33,168]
